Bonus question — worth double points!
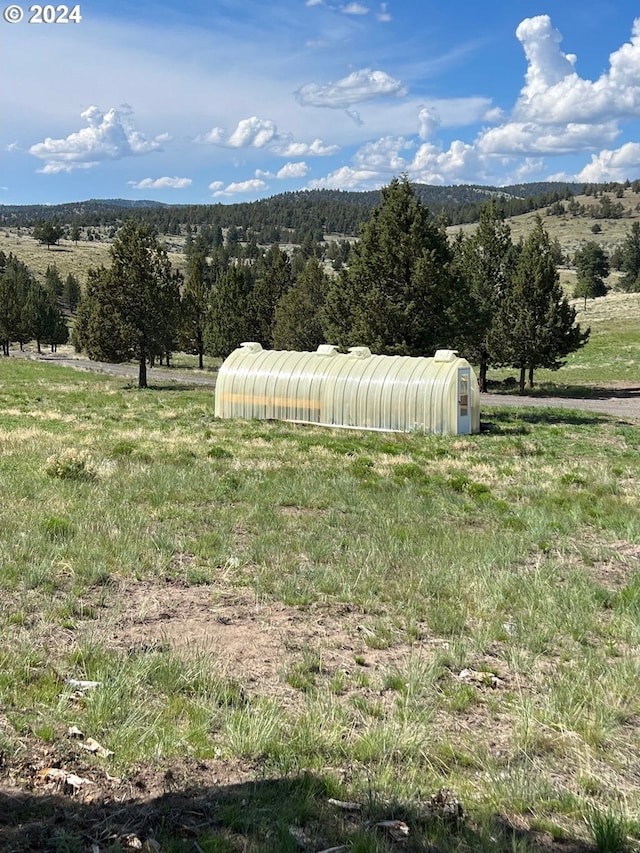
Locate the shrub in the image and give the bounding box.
[44,449,98,481]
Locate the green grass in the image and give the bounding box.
[1,358,640,851]
[487,291,640,391]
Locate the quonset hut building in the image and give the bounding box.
[215,343,480,436]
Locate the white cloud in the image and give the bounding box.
[276,161,309,178]
[307,165,382,190]
[196,127,225,144]
[418,106,441,141]
[342,3,368,15]
[478,121,620,156]
[575,142,640,183]
[513,16,640,124]
[461,15,640,166]
[276,138,339,157]
[256,162,309,179]
[29,105,165,174]
[208,180,224,191]
[129,176,192,189]
[227,117,278,149]
[353,136,412,170]
[295,68,407,108]
[212,178,268,197]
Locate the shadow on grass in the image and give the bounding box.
[487,380,640,400]
[0,771,593,853]
[482,408,609,433]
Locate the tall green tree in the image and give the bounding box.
[63,272,81,313]
[272,257,328,351]
[205,266,256,358]
[619,222,640,292]
[573,242,609,307]
[44,264,63,296]
[453,201,515,391]
[251,245,293,347]
[489,216,589,393]
[72,220,182,388]
[179,252,213,369]
[33,221,63,249]
[323,176,454,355]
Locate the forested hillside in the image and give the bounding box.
[0,181,588,240]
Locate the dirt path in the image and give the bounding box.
[7,350,640,421]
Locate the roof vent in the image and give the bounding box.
[434,349,458,362]
[316,344,339,356]
[348,346,372,359]
[240,342,263,353]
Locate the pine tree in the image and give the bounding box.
[63,273,81,313]
[322,176,454,355]
[453,201,515,391]
[205,266,256,358]
[179,252,213,369]
[72,220,182,388]
[619,222,640,292]
[272,257,328,351]
[489,216,589,393]
[251,245,293,347]
[572,242,609,307]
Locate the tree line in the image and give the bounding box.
[0,181,588,242]
[7,176,639,391]
[65,177,594,395]
[0,253,74,356]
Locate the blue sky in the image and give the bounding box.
[1,0,639,205]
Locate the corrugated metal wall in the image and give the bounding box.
[215,343,480,435]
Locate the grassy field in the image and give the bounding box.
[1,357,640,852]
[486,291,640,392]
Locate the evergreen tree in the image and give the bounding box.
[323,176,454,355]
[33,221,63,249]
[572,242,609,307]
[272,257,328,351]
[619,222,640,292]
[251,245,293,347]
[453,201,515,391]
[44,264,63,296]
[72,220,182,388]
[488,216,589,393]
[179,252,213,369]
[205,266,256,358]
[24,282,66,354]
[0,257,26,354]
[63,273,81,313]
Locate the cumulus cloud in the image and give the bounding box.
[211,178,268,197]
[276,161,309,178]
[477,15,640,159]
[276,138,339,157]
[256,162,309,179]
[196,117,338,159]
[295,68,407,109]
[513,16,640,124]
[418,106,441,141]
[307,166,382,190]
[29,105,165,174]
[227,117,278,149]
[575,142,640,183]
[129,176,192,190]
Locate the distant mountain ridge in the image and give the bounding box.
[0,182,585,236]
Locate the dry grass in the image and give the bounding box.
[1,229,187,284]
[448,188,640,260]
